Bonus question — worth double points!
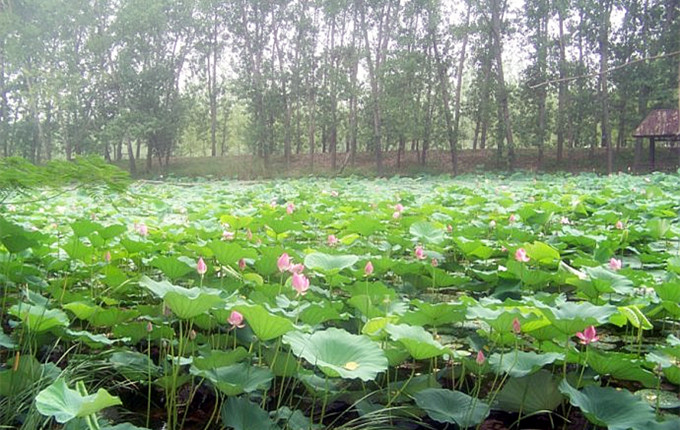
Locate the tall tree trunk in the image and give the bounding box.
[0,41,8,157]
[451,1,471,173]
[209,11,218,157]
[599,0,613,174]
[127,138,137,175]
[431,31,458,175]
[556,8,568,163]
[397,135,405,168]
[358,0,397,175]
[308,84,316,172]
[536,12,548,170]
[490,0,515,169]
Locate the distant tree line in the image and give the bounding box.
[0,0,678,174]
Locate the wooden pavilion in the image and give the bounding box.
[632,109,680,170]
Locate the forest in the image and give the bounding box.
[0,0,678,175]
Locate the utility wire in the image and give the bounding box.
[529,49,680,89]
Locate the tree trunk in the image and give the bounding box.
[209,11,218,157]
[490,0,515,169]
[432,32,457,175]
[451,2,471,174]
[599,0,613,174]
[127,138,137,175]
[556,8,568,163]
[0,41,8,157]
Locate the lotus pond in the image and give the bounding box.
[2,173,680,430]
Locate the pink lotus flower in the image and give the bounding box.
[146,321,153,333]
[288,263,305,274]
[395,203,405,213]
[509,214,517,223]
[476,350,486,365]
[330,190,339,197]
[560,217,570,225]
[512,317,521,334]
[189,329,197,340]
[415,245,426,260]
[609,257,622,271]
[431,258,438,267]
[392,211,401,219]
[292,273,310,296]
[104,251,111,263]
[238,258,246,271]
[136,222,148,236]
[328,234,338,246]
[447,224,453,233]
[515,248,530,262]
[222,230,235,240]
[197,257,208,276]
[277,253,291,272]
[576,325,599,345]
[286,203,295,214]
[615,220,624,230]
[364,261,374,276]
[228,311,245,329]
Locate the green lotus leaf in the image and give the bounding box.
[140,276,223,319]
[63,237,94,261]
[234,304,294,341]
[489,351,563,378]
[71,220,102,237]
[89,308,140,327]
[190,362,273,396]
[9,303,69,333]
[385,324,449,360]
[410,221,445,244]
[0,332,15,348]
[298,302,345,325]
[109,351,161,381]
[634,389,680,409]
[0,217,41,252]
[164,290,223,319]
[346,215,381,236]
[208,240,257,266]
[283,328,387,381]
[615,305,653,330]
[148,256,194,279]
[304,252,358,273]
[35,378,122,424]
[539,301,616,334]
[0,356,60,396]
[559,380,657,430]
[97,224,126,240]
[524,241,561,265]
[220,396,277,430]
[586,351,657,388]
[193,347,249,370]
[413,388,489,428]
[65,329,116,348]
[63,302,97,320]
[453,237,495,260]
[496,370,563,413]
[647,218,672,239]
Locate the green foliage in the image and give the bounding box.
[0,174,679,429]
[0,157,129,203]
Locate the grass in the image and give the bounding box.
[114,147,680,180]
